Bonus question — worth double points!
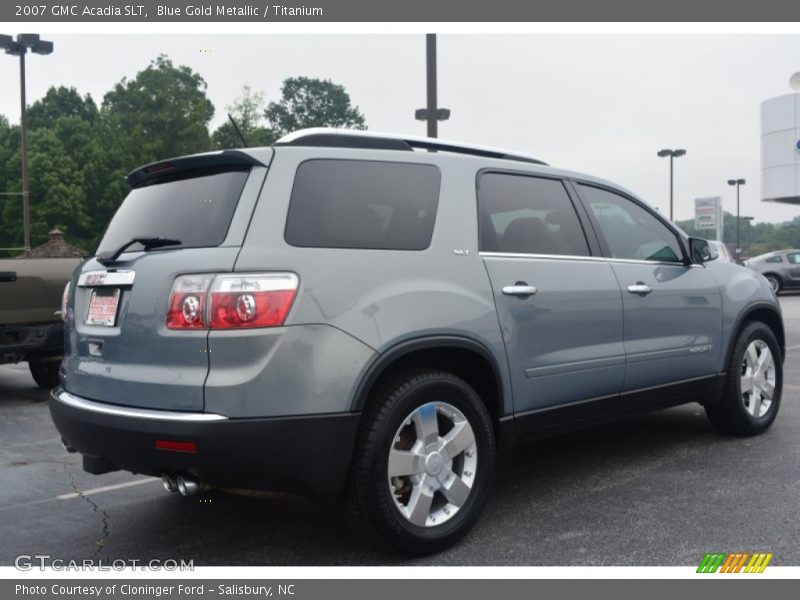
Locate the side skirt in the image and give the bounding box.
[504,373,726,443]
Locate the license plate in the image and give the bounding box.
[86,288,121,326]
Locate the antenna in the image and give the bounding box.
[227,113,249,148]
[790,72,800,91]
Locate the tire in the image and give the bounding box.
[348,369,496,555]
[705,321,782,436]
[764,274,782,295]
[29,360,61,390]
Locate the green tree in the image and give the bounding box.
[212,85,275,149]
[265,76,366,138]
[27,86,97,130]
[101,55,214,165]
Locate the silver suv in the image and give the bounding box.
[51,129,785,555]
[745,249,800,294]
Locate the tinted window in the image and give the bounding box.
[478,173,590,256]
[767,255,786,263]
[285,160,440,250]
[97,169,249,254]
[578,184,684,263]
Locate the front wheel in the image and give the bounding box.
[705,321,782,436]
[349,369,496,555]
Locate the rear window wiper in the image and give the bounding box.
[96,237,182,266]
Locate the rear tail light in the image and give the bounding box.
[208,273,298,329]
[166,274,214,330]
[166,272,298,330]
[60,282,71,322]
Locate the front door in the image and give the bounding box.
[478,172,625,421]
[785,252,800,287]
[575,183,723,398]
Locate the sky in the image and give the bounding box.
[1,33,800,224]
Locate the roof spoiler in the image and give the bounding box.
[126,150,265,188]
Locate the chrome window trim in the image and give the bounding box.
[53,389,228,422]
[478,251,698,268]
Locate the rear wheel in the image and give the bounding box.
[29,360,60,390]
[764,274,782,294]
[349,369,496,555]
[705,321,782,436]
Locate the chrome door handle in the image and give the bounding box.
[627,283,652,295]
[502,284,537,297]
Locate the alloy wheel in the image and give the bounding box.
[741,339,776,418]
[387,402,478,527]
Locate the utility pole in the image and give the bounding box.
[415,34,450,138]
[426,33,437,138]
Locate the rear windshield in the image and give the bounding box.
[284,159,441,250]
[96,169,249,254]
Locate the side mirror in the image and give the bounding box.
[689,237,717,264]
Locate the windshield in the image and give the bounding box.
[96,169,249,254]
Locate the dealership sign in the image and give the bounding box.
[694,196,723,240]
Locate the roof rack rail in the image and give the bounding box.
[274,128,548,166]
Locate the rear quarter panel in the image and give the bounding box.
[230,147,513,416]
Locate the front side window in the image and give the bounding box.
[284,159,440,250]
[785,254,800,265]
[478,173,590,256]
[577,184,684,263]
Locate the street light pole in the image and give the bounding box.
[1,33,54,251]
[657,148,686,221]
[727,178,746,259]
[19,48,29,251]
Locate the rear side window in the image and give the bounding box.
[766,255,783,263]
[97,169,249,254]
[284,160,441,250]
[478,172,590,256]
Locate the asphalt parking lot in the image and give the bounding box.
[2,293,799,567]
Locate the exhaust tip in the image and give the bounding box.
[61,437,76,454]
[161,474,178,493]
[176,475,200,496]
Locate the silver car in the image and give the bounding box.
[745,249,800,294]
[50,129,786,555]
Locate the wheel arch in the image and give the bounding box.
[350,336,509,442]
[725,303,786,368]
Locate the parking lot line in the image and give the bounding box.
[56,477,159,500]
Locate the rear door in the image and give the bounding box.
[479,172,625,422]
[574,183,723,397]
[64,156,268,411]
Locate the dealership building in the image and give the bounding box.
[761,89,800,205]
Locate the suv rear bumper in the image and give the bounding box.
[50,388,360,499]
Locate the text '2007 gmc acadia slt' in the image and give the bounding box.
[51,129,785,555]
